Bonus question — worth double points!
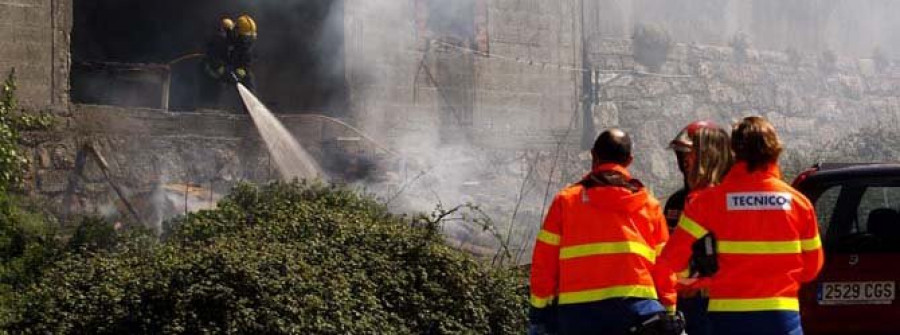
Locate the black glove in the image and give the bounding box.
[227,71,240,84]
[662,312,686,335]
[630,311,685,335]
[690,233,718,278]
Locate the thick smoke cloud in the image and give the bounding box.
[332,0,553,260]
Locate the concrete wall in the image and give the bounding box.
[0,0,70,110]
[474,0,582,146]
[344,0,583,151]
[343,0,430,146]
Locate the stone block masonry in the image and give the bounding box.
[589,40,900,197]
[0,0,70,111]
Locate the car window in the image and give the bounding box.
[814,186,841,239]
[857,187,900,233]
[820,185,900,253]
[812,184,900,252]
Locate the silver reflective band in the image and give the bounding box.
[727,192,792,211]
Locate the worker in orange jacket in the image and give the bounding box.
[665,121,734,335]
[659,116,824,334]
[529,129,681,335]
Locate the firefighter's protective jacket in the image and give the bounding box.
[530,164,678,314]
[204,28,254,83]
[659,162,824,313]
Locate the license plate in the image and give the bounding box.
[818,281,895,305]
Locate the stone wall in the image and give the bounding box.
[25,105,391,228]
[589,39,900,196]
[0,0,70,110]
[586,0,900,58]
[11,0,900,253]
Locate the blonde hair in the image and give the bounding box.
[688,127,734,189]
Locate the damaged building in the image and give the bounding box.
[4,0,900,254]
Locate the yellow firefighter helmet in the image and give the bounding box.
[221,17,235,31]
[235,15,257,38]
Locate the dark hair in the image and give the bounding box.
[592,129,632,165]
[731,116,782,172]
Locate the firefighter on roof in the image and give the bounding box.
[199,14,257,109]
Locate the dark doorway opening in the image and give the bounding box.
[71,0,347,115]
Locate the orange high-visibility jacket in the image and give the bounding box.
[659,162,824,313]
[530,164,677,312]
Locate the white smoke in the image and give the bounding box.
[330,0,566,263]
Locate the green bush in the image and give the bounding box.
[66,216,121,253]
[8,181,527,334]
[633,23,672,72]
[0,70,52,192]
[0,69,58,286]
[0,70,57,326]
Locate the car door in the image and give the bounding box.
[800,183,900,334]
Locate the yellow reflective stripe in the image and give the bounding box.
[718,240,801,254]
[801,235,822,251]
[559,285,658,305]
[559,241,656,263]
[530,294,555,308]
[708,297,799,312]
[677,215,708,239]
[537,230,560,246]
[655,243,666,256]
[664,305,677,314]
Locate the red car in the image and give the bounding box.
[793,163,900,334]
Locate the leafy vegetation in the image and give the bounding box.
[0,70,58,326]
[633,23,672,72]
[0,70,52,192]
[6,182,527,334]
[0,70,525,333]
